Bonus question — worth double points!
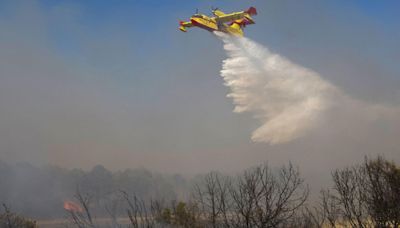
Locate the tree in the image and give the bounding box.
[364,156,400,227]
[322,155,400,228]
[0,204,37,228]
[120,190,155,228]
[173,201,198,227]
[193,172,232,228]
[320,189,340,227]
[331,166,369,228]
[230,163,309,228]
[65,187,96,228]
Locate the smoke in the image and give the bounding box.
[217,33,339,144]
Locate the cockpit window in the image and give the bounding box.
[192,14,202,18]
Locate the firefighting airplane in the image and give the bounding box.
[179,7,257,36]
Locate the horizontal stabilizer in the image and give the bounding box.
[179,26,187,32]
[179,20,193,32]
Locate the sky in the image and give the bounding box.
[0,0,399,190]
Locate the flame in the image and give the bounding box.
[64,200,83,213]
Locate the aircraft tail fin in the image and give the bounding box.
[245,7,257,16]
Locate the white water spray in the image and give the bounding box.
[218,33,337,144]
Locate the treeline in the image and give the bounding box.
[63,156,400,227]
[1,155,399,227]
[0,161,186,219]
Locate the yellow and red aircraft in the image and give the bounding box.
[179,7,257,36]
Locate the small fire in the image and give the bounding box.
[64,200,83,213]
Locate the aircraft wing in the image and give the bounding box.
[215,7,257,24]
[212,9,226,17]
[215,13,246,23]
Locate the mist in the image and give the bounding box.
[0,0,399,197]
[0,1,400,224]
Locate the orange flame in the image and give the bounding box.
[64,200,83,213]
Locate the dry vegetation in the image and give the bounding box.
[2,156,399,228]
[0,204,37,228]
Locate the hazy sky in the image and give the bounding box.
[0,0,399,190]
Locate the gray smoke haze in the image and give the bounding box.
[0,0,399,197]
